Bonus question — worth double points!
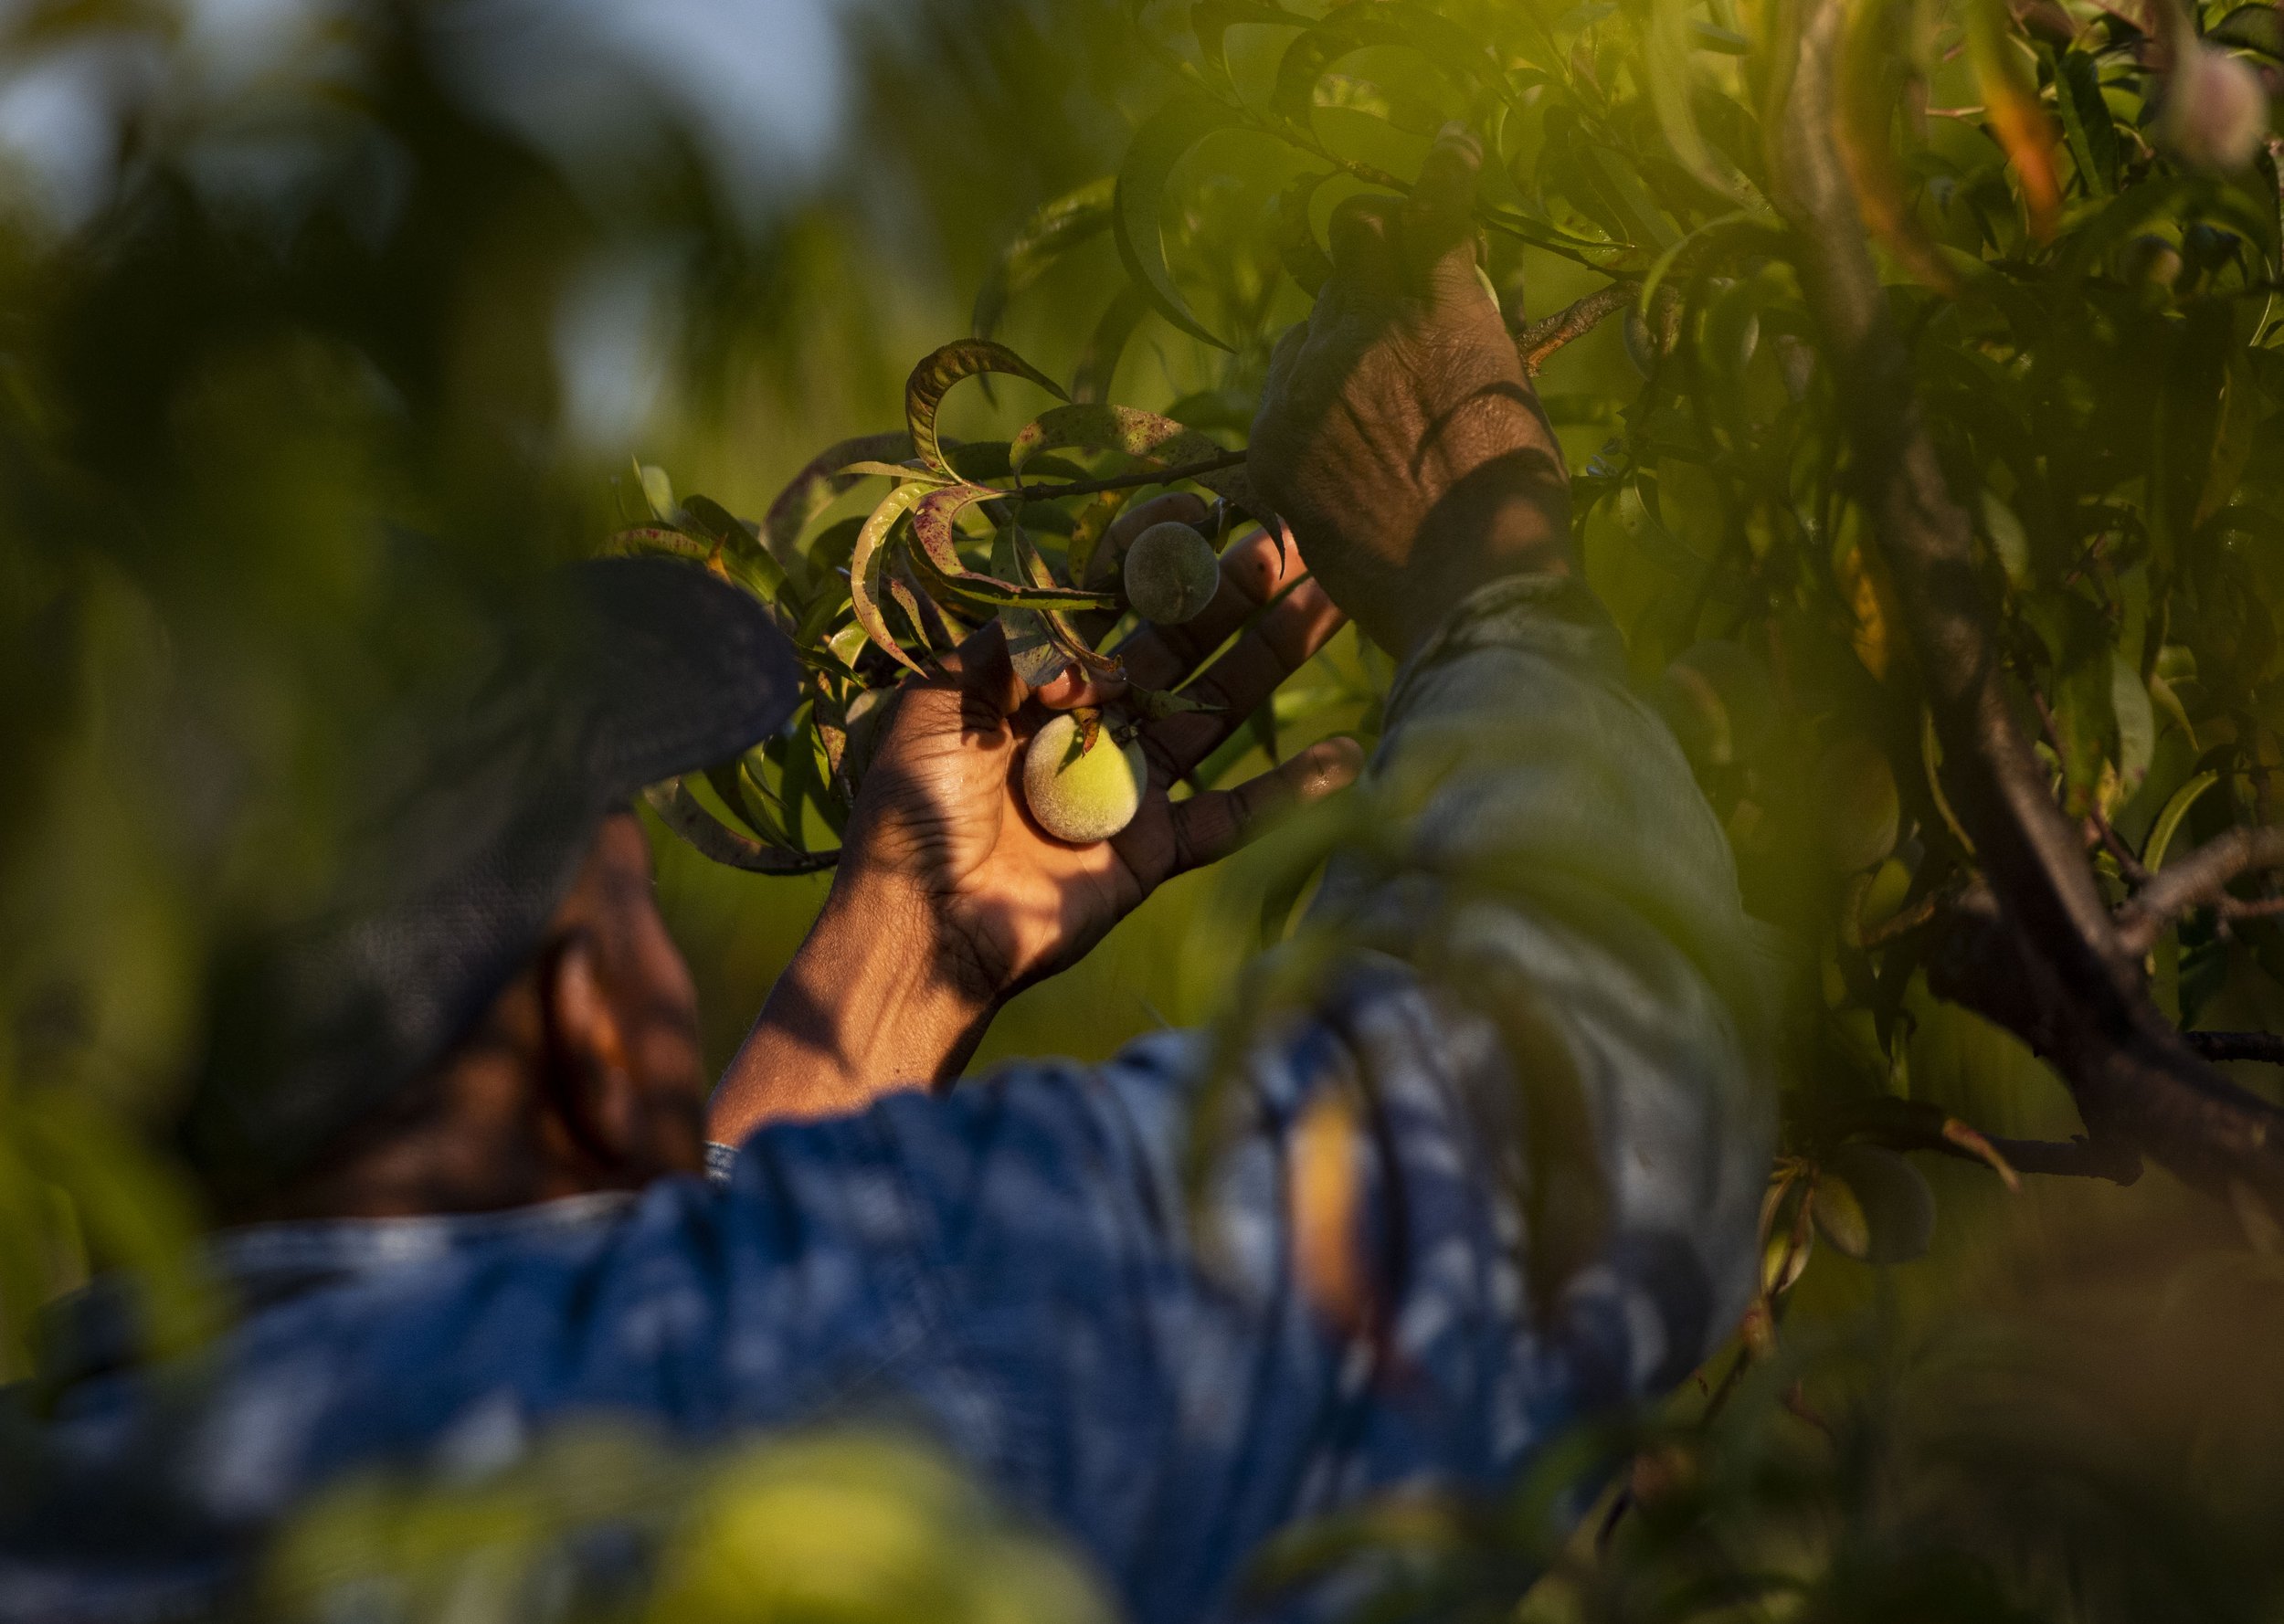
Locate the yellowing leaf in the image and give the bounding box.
[1836,534,1894,680]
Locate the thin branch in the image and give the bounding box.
[1857,891,1942,949]
[1964,1134,2143,1183]
[2185,1030,2284,1066]
[2118,826,2284,955]
[2090,811,2152,887]
[1511,282,1638,375]
[1018,448,1249,501]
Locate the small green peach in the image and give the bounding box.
[1022,712,1147,843]
[1122,522,1220,626]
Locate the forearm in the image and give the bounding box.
[709,874,998,1142]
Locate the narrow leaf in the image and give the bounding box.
[2051,47,2120,195]
[905,341,1068,479]
[1073,282,1153,403]
[643,781,839,874]
[849,482,935,674]
[972,176,1116,341]
[1010,403,1224,475]
[1112,99,1245,350]
[762,430,916,564]
[1269,2,1497,130]
[634,459,675,522]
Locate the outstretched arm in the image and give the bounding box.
[697,132,1772,1623]
[709,501,1356,1134]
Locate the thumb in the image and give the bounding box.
[1402,122,1484,296]
[1167,736,1366,874]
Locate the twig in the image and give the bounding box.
[2090,810,2152,887]
[1018,448,1250,501]
[1967,1134,2142,1183]
[1511,282,1639,375]
[1857,891,1941,949]
[2118,826,2284,955]
[2185,1030,2284,1066]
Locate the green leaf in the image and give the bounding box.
[2053,641,2115,817]
[643,780,838,874]
[827,622,872,670]
[1268,2,1499,130]
[992,524,1067,689]
[1010,403,1224,476]
[634,459,675,522]
[904,341,1068,479]
[2050,47,2119,196]
[1073,282,1153,404]
[1112,99,1245,350]
[680,493,790,604]
[2212,3,2284,58]
[762,430,919,564]
[1639,0,1761,208]
[849,482,936,673]
[1584,142,1682,255]
[972,177,1117,341]
[2152,301,2233,567]
[2110,651,2156,798]
[1190,0,1307,94]
[909,484,1124,610]
[2144,769,2221,872]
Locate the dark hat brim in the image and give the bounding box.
[181,555,802,1198]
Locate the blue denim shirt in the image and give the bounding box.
[0,578,1774,1624]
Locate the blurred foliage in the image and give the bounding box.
[5,0,2284,1618]
[640,0,2284,1271]
[260,1426,1115,1624]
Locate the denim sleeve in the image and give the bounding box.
[708,575,1775,1621]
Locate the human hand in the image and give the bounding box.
[710,494,1356,1134]
[1248,126,1573,658]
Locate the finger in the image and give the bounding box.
[933,617,1027,723]
[1116,523,1320,692]
[1033,664,1126,712]
[1168,737,1365,873]
[1325,194,1401,303]
[1138,567,1346,779]
[1403,123,1486,300]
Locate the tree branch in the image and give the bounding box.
[2184,1030,2284,1066]
[1510,282,1638,375]
[1771,1,2284,1213]
[2118,825,2284,955]
[1019,447,1250,501]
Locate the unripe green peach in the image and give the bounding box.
[1022,712,1146,843]
[1122,522,1220,626]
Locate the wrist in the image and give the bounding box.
[1393,453,1574,656]
[710,870,999,1139]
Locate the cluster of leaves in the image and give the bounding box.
[648,0,2284,1274]
[1259,1221,2284,1623]
[611,342,1265,870]
[258,1425,1112,1624]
